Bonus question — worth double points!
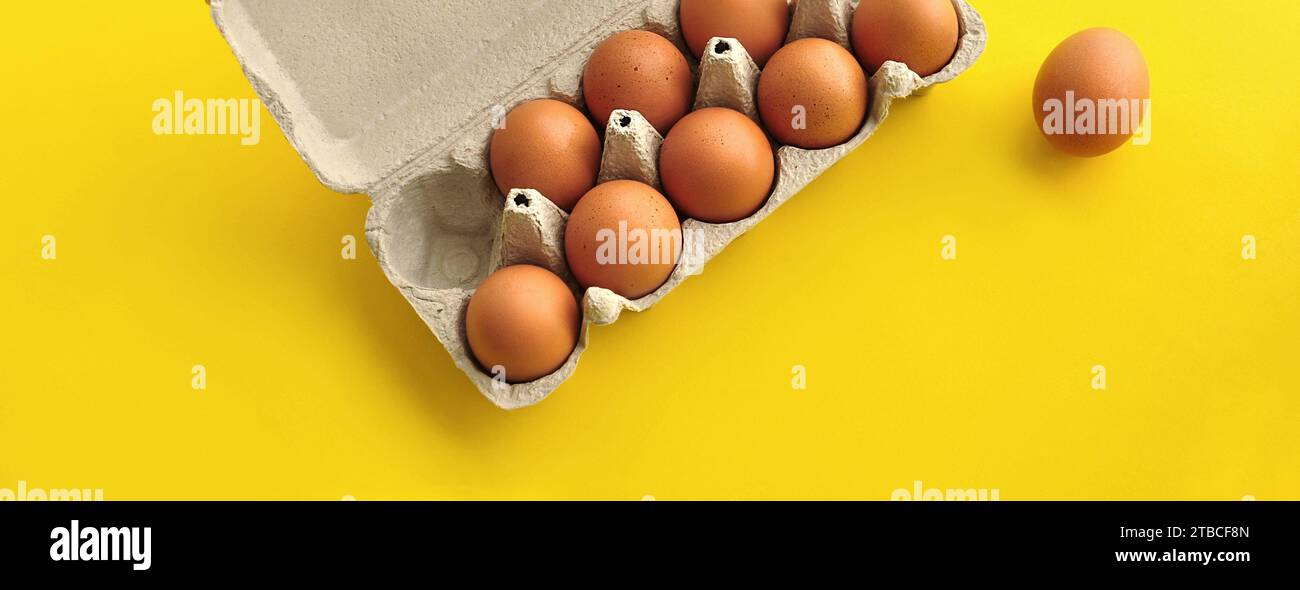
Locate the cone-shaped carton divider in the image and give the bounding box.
[787,0,855,49]
[598,109,663,189]
[492,189,571,281]
[693,37,761,121]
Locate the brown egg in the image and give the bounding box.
[758,38,868,149]
[489,99,602,211]
[679,0,791,67]
[583,30,694,134]
[851,0,959,77]
[1033,28,1150,157]
[660,108,775,223]
[465,264,580,383]
[565,180,681,299]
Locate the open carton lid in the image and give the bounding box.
[210,0,651,194]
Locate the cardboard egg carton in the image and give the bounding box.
[211,0,987,409]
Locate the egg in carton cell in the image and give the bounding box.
[212,0,986,409]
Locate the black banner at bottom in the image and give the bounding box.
[0,501,1290,578]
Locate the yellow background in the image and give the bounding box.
[2,1,1296,500]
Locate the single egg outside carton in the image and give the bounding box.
[1033,27,1151,158]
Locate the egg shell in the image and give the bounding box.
[660,107,775,224]
[1033,28,1150,157]
[583,30,695,134]
[564,180,681,300]
[679,0,791,67]
[466,264,580,383]
[212,0,988,409]
[489,99,602,211]
[851,0,960,77]
[758,38,869,149]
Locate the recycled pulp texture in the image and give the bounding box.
[211,0,988,409]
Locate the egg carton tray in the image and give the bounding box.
[211,0,987,409]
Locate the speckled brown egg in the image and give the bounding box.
[758,38,868,149]
[660,108,775,223]
[1033,28,1150,157]
[851,0,960,77]
[679,0,792,67]
[583,30,694,134]
[489,99,601,212]
[564,180,681,300]
[465,264,579,383]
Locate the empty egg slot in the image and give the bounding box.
[375,162,499,291]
